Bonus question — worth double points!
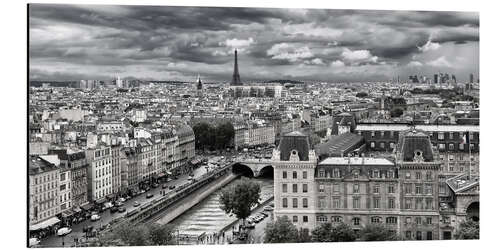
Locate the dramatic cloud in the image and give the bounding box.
[331,60,345,67]
[266,43,314,62]
[407,61,423,67]
[418,38,441,52]
[427,56,452,67]
[29,4,479,82]
[341,48,379,65]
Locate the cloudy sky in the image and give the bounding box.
[29,4,479,83]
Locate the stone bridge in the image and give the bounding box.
[231,157,274,177]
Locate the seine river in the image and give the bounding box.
[166,177,274,236]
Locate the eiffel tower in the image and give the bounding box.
[231,49,242,85]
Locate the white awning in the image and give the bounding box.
[29,217,60,231]
[166,171,172,175]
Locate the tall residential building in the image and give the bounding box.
[49,148,89,209]
[272,131,317,231]
[469,73,474,84]
[29,156,60,229]
[111,143,122,195]
[395,130,441,240]
[86,145,112,203]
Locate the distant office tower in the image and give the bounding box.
[434,74,438,84]
[231,50,242,86]
[470,73,474,84]
[452,75,457,84]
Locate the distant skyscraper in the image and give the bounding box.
[470,73,474,84]
[434,74,438,84]
[231,50,242,86]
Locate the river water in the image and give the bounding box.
[166,177,274,236]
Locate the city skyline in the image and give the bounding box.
[29,4,479,83]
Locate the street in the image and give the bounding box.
[37,164,212,247]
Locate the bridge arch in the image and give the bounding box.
[466,201,479,222]
[232,163,255,177]
[257,165,273,178]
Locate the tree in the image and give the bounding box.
[333,223,357,242]
[107,222,150,246]
[215,122,235,149]
[311,222,357,242]
[298,228,312,243]
[390,108,404,118]
[99,222,175,246]
[312,222,335,242]
[454,220,479,239]
[360,224,399,241]
[148,223,176,245]
[356,92,369,98]
[219,177,261,224]
[308,133,322,147]
[264,216,299,243]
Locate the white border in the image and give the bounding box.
[1,1,497,250]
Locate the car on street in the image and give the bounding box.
[162,184,168,189]
[244,222,256,229]
[263,205,273,212]
[146,193,154,199]
[115,201,123,207]
[110,207,119,213]
[57,227,72,236]
[152,183,159,188]
[133,201,140,207]
[139,189,146,194]
[118,197,126,203]
[118,207,126,213]
[90,214,101,221]
[169,185,176,190]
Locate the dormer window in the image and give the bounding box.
[373,170,380,178]
[353,170,359,179]
[319,169,325,178]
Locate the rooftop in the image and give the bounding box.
[315,133,364,157]
[356,123,479,132]
[318,157,394,166]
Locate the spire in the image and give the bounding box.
[196,74,202,90]
[231,49,242,85]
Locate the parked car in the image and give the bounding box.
[169,185,176,190]
[133,201,140,207]
[90,214,101,221]
[118,207,126,213]
[118,197,126,203]
[110,207,119,213]
[115,201,123,207]
[152,183,159,188]
[162,184,168,189]
[146,193,154,199]
[244,222,255,229]
[57,227,72,236]
[263,205,273,212]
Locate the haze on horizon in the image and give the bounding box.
[29,4,479,83]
